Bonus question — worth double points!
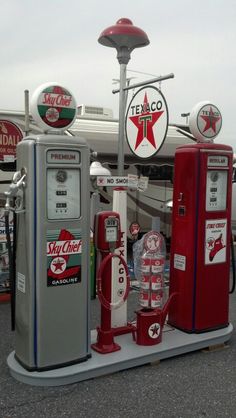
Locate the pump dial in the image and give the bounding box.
[56,170,67,183]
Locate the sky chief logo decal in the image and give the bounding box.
[47,228,82,287]
[189,101,222,142]
[31,82,77,132]
[125,85,168,159]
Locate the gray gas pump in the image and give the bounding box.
[6,134,91,371]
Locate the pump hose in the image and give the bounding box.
[230,233,236,294]
[97,252,130,310]
[4,210,15,330]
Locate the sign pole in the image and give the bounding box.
[118,63,127,176]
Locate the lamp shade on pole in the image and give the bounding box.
[98,18,149,64]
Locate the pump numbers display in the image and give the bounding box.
[47,168,80,220]
[56,190,67,196]
[206,170,227,211]
[105,217,119,242]
[56,203,67,208]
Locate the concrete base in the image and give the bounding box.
[7,323,233,386]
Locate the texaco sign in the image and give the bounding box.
[189,101,222,143]
[125,86,168,159]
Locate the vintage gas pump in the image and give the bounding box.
[168,141,233,332]
[92,211,131,353]
[6,84,91,371]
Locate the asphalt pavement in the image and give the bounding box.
[0,288,236,418]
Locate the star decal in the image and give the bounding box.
[129,92,164,150]
[97,177,105,186]
[200,107,221,134]
[51,257,66,273]
[150,323,160,337]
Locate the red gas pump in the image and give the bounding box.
[92,211,131,354]
[168,143,233,332]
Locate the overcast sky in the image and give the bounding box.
[1,0,236,149]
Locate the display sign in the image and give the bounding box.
[31,82,77,132]
[189,101,222,142]
[0,120,23,162]
[125,85,168,159]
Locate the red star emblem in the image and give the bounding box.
[97,177,105,186]
[129,93,164,150]
[150,323,160,336]
[200,107,221,134]
[51,257,66,272]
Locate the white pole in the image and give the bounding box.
[111,188,127,327]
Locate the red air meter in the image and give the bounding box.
[168,143,233,332]
[92,211,131,354]
[94,211,121,251]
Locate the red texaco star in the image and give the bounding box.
[200,107,221,133]
[52,258,66,272]
[150,323,160,336]
[129,93,164,150]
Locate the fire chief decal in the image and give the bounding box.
[125,86,168,159]
[205,219,227,265]
[47,229,82,287]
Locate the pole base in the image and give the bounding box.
[91,327,121,354]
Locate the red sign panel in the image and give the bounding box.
[0,120,23,162]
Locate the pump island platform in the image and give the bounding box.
[7,323,233,387]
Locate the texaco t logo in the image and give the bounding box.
[125,86,168,159]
